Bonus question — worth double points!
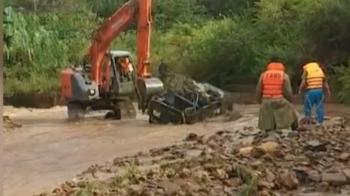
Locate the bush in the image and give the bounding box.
[332,66,350,104]
[4,6,98,95]
[4,0,350,104]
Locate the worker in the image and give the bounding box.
[158,59,168,80]
[298,61,331,125]
[118,57,133,80]
[256,57,299,133]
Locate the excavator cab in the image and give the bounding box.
[107,50,136,97]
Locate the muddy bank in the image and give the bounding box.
[37,117,350,196]
[4,92,65,108]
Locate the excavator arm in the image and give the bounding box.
[136,0,152,77]
[88,0,153,84]
[86,0,163,113]
[88,0,138,83]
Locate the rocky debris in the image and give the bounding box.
[338,153,349,162]
[36,117,350,196]
[161,71,235,114]
[148,71,238,125]
[3,115,21,131]
[299,117,317,125]
[321,173,347,185]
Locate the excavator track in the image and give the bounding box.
[118,99,137,119]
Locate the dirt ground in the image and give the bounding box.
[3,103,350,196]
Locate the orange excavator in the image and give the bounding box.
[60,0,164,120]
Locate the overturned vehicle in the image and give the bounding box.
[147,72,234,124]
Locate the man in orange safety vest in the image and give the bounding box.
[118,57,134,81]
[256,57,299,133]
[298,61,331,125]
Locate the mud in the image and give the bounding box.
[3,115,22,131]
[3,104,350,196]
[4,92,64,108]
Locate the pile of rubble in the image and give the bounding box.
[147,71,235,124]
[162,71,234,107]
[37,117,350,196]
[3,115,22,131]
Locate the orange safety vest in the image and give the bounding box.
[266,62,285,71]
[303,62,324,89]
[120,58,133,74]
[120,62,129,73]
[262,70,284,99]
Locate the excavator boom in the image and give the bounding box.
[87,0,153,83]
[88,0,138,83]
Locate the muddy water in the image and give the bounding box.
[3,103,350,196]
[3,106,257,196]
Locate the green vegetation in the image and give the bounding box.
[3,0,350,103]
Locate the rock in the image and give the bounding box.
[250,161,265,171]
[304,140,327,152]
[295,155,311,166]
[213,169,228,180]
[343,169,350,181]
[258,141,279,153]
[158,180,181,194]
[338,153,349,161]
[265,169,276,182]
[263,132,280,142]
[208,143,223,154]
[321,173,347,185]
[229,178,242,187]
[294,169,316,185]
[287,131,299,138]
[193,170,210,183]
[314,182,330,192]
[259,189,272,196]
[308,171,322,183]
[279,170,299,190]
[258,180,275,189]
[239,146,254,157]
[184,133,199,142]
[284,154,295,161]
[179,168,191,178]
